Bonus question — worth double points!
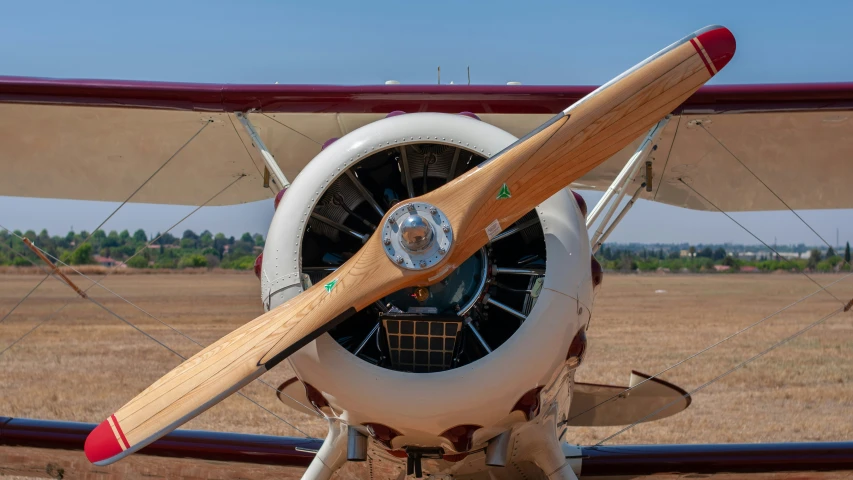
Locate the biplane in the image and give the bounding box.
[3,25,853,479]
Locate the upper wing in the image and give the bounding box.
[2,77,852,209]
[580,83,853,211]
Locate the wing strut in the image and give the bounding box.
[587,116,670,248]
[236,112,290,191]
[591,182,645,254]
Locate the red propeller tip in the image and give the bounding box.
[693,26,736,74]
[84,417,125,465]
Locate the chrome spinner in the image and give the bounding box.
[382,202,452,270]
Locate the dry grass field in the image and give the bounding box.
[2,271,853,476]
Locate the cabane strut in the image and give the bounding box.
[587,116,669,253]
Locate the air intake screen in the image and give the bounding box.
[382,316,461,373]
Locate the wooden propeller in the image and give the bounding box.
[85,25,735,465]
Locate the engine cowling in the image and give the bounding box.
[261,112,594,452]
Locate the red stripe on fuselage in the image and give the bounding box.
[111,415,130,449]
[690,39,715,76]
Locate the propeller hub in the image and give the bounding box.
[382,202,452,270]
[399,214,434,252]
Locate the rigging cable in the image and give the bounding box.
[587,176,852,443]
[595,305,847,445]
[1,177,325,432]
[0,120,212,324]
[0,175,244,359]
[227,113,265,179]
[652,114,682,201]
[0,116,321,435]
[7,233,324,421]
[698,123,841,253]
[215,113,332,417]
[0,242,314,440]
[0,273,49,325]
[561,270,853,426]
[567,126,853,428]
[681,179,848,307]
[86,120,214,243]
[1,175,325,436]
[260,113,322,145]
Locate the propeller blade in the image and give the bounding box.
[85,25,735,465]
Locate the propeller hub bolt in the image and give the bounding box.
[399,214,435,252]
[381,201,452,271]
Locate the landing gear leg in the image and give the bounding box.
[301,419,347,480]
[512,403,580,480]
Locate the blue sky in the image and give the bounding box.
[2,0,852,245]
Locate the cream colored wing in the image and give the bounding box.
[577,97,853,212]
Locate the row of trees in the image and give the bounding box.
[4,229,852,274]
[599,246,730,262]
[597,243,853,273]
[0,229,266,270]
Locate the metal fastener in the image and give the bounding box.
[429,206,437,214]
[384,237,391,245]
[442,224,450,233]
[438,248,446,255]
[395,256,404,264]
[419,260,427,267]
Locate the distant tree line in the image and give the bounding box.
[0,228,266,270]
[4,230,851,274]
[598,242,852,273]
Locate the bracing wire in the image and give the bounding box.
[83,120,213,244]
[0,175,245,359]
[0,114,320,436]
[83,294,316,439]
[9,234,323,420]
[0,272,49,325]
[221,113,337,417]
[595,305,846,445]
[653,114,682,201]
[589,175,853,443]
[698,123,841,253]
[680,179,847,306]
[260,113,322,145]
[0,261,318,438]
[0,242,79,357]
[1,176,323,435]
[562,270,853,426]
[0,121,212,326]
[227,114,265,179]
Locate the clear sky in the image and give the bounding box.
[2,0,852,245]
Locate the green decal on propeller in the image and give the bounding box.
[324,279,338,293]
[497,183,512,200]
